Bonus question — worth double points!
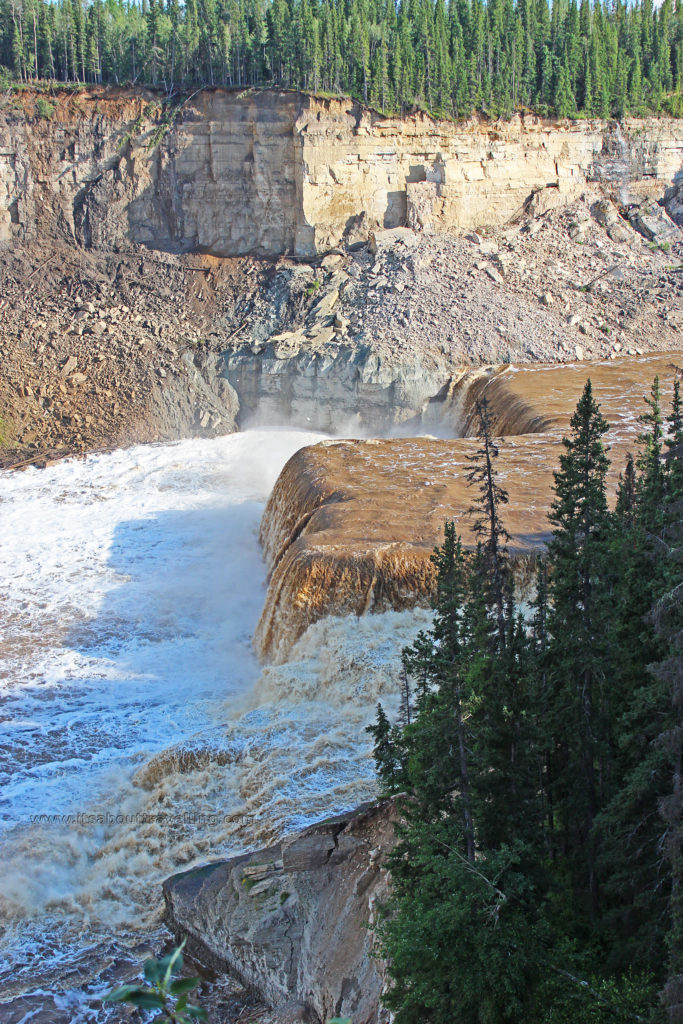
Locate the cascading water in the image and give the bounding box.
[0,430,429,1022]
[611,124,633,207]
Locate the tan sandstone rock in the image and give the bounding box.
[3,89,683,257]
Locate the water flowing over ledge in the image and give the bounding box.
[255,351,683,662]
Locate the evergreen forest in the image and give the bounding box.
[368,377,683,1023]
[4,0,683,120]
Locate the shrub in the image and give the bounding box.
[103,941,207,1022]
[35,97,55,120]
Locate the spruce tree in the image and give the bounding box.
[666,377,683,500]
[0,0,679,118]
[546,378,612,918]
[466,397,511,649]
[367,701,401,794]
[637,375,666,527]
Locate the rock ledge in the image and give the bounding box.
[163,801,396,1024]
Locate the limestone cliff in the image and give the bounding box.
[255,352,683,662]
[163,801,395,1024]
[3,87,683,257]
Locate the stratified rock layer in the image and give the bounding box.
[3,87,683,256]
[163,801,394,1024]
[256,352,683,661]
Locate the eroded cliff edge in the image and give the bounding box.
[3,88,683,463]
[163,800,395,1024]
[3,87,683,257]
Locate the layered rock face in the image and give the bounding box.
[3,87,683,257]
[164,801,394,1024]
[256,352,683,662]
[0,89,303,255]
[299,109,683,253]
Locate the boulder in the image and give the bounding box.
[525,184,571,218]
[568,221,587,243]
[486,266,505,285]
[628,201,682,245]
[591,198,633,242]
[163,801,396,1024]
[406,180,440,232]
[60,355,78,377]
[664,181,683,226]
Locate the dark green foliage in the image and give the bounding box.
[3,0,683,119]
[666,377,683,500]
[545,380,613,918]
[637,376,666,527]
[366,701,403,794]
[374,375,683,1024]
[103,941,207,1022]
[380,833,545,1024]
[466,397,511,647]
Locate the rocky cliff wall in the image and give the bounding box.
[164,801,395,1024]
[0,89,304,255]
[3,87,683,257]
[299,107,683,252]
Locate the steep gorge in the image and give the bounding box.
[4,88,683,1023]
[4,88,683,462]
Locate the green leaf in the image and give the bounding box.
[161,940,186,987]
[184,1006,208,1020]
[176,992,189,1011]
[127,991,165,1010]
[170,976,200,996]
[103,984,146,1003]
[143,958,162,984]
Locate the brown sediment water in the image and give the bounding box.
[0,429,433,1022]
[1,352,681,1020]
[256,352,683,662]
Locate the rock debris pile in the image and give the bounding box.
[2,182,682,464]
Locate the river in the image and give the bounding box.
[0,429,427,1022]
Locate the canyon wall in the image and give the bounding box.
[2,87,683,257]
[299,108,683,252]
[0,89,303,255]
[164,800,395,1024]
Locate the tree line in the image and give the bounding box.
[368,376,683,1023]
[3,0,683,120]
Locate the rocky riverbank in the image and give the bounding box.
[164,800,396,1024]
[4,86,683,1024]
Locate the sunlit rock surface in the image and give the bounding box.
[256,352,682,661]
[164,800,395,1024]
[3,88,683,255]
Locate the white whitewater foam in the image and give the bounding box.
[0,430,431,1017]
[0,430,324,827]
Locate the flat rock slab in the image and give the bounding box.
[256,352,682,662]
